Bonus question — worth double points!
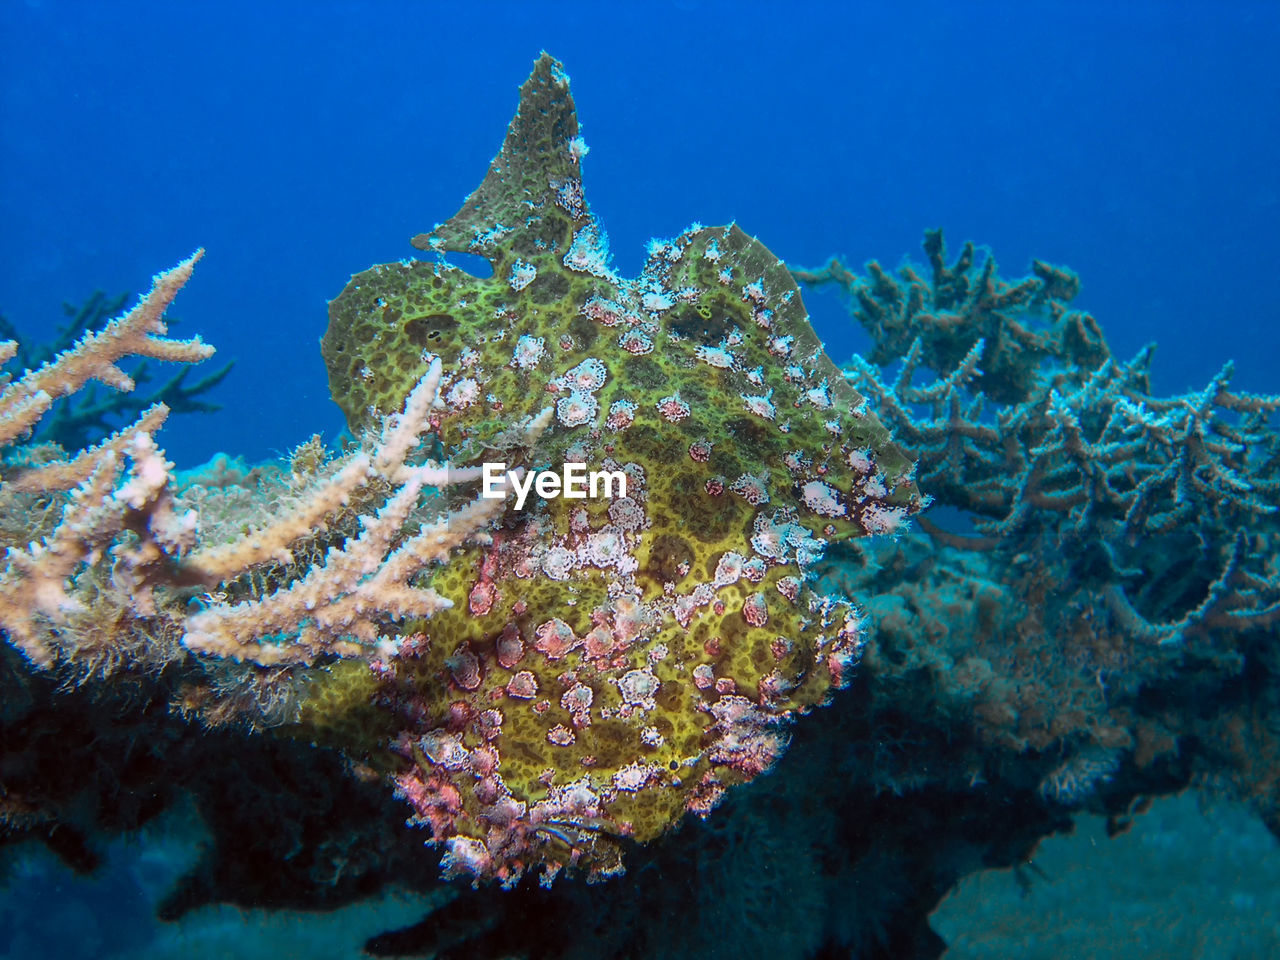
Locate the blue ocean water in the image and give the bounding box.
[2,0,1277,468]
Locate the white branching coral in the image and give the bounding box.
[0,251,213,447]
[182,372,552,666]
[0,253,537,672]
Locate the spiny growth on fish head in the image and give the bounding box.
[319,53,921,883]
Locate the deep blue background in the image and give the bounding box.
[2,0,1277,467]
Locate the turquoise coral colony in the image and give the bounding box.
[1,52,1279,955]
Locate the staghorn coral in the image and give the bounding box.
[317,52,922,885]
[799,231,1280,652]
[181,357,538,667]
[0,252,211,665]
[792,229,1106,406]
[0,257,510,678]
[794,233,1280,831]
[0,288,233,453]
[0,245,566,914]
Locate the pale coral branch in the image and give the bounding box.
[0,455,121,665]
[180,361,552,666]
[0,424,196,665]
[0,388,53,450]
[182,469,518,666]
[183,356,482,585]
[0,251,209,665]
[6,404,170,493]
[374,355,445,481]
[108,431,199,615]
[182,469,436,665]
[184,452,377,582]
[1,251,561,677]
[0,250,212,448]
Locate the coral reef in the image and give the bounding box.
[363,232,1280,959]
[1,51,921,897]
[0,251,543,893]
[794,234,1280,826]
[2,53,1279,960]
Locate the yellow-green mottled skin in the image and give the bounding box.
[315,54,920,869]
